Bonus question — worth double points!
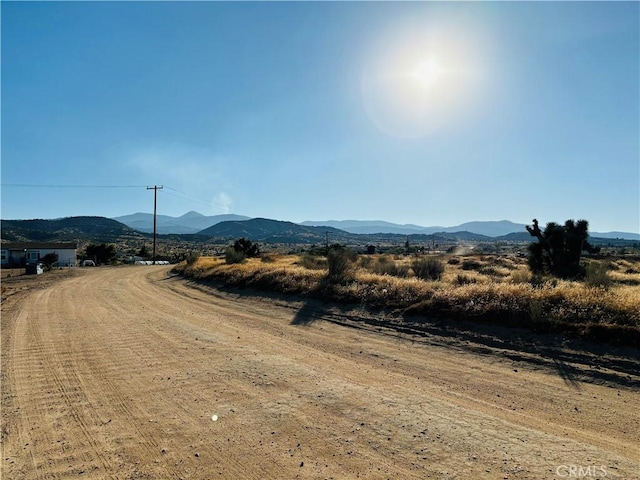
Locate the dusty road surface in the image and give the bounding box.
[2,266,639,479]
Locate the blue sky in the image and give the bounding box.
[2,1,638,233]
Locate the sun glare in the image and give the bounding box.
[411,55,443,89]
[361,24,487,138]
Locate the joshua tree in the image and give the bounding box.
[526,219,599,278]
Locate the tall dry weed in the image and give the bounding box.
[174,255,640,343]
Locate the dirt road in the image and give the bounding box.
[2,266,638,479]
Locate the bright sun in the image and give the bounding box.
[361,25,486,138]
[411,55,443,89]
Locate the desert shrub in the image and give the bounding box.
[298,255,327,270]
[261,254,277,263]
[529,298,545,324]
[326,247,357,284]
[447,257,460,265]
[233,238,260,258]
[530,275,557,289]
[225,247,246,264]
[480,266,500,277]
[456,274,476,285]
[491,257,517,270]
[510,269,531,284]
[461,259,482,271]
[395,265,411,278]
[585,262,612,289]
[371,261,394,275]
[381,263,411,278]
[361,256,410,278]
[185,251,200,266]
[373,260,400,276]
[359,256,373,268]
[412,258,444,281]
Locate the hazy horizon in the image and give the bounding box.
[2,2,638,234]
[4,211,637,237]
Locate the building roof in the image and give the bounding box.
[1,242,77,250]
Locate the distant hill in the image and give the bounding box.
[1,217,145,243]
[302,219,527,237]
[496,231,640,246]
[113,211,251,234]
[495,232,532,242]
[590,231,640,241]
[198,218,354,244]
[197,218,497,245]
[9,212,634,246]
[448,220,528,237]
[300,220,434,235]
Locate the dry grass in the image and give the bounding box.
[174,253,640,345]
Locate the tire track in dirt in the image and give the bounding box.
[161,272,640,459]
[7,286,117,479]
[69,269,271,480]
[140,269,639,479]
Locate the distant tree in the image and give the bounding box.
[138,245,150,259]
[40,252,58,271]
[233,238,260,258]
[85,243,117,265]
[526,219,600,278]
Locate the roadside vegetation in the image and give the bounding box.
[173,250,640,346]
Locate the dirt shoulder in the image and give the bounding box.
[182,276,640,390]
[2,266,639,479]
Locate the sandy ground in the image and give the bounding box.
[1,266,638,479]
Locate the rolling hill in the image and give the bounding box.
[1,217,146,243]
[113,211,251,234]
[197,218,355,244]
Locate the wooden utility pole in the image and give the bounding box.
[147,185,163,264]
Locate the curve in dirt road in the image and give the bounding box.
[2,266,639,479]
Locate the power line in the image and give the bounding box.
[163,186,214,205]
[3,182,230,213]
[163,186,232,212]
[1,183,147,188]
[161,189,213,209]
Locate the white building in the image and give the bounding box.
[1,242,78,267]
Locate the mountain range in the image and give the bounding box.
[112,211,250,234]
[113,212,639,240]
[2,214,638,245]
